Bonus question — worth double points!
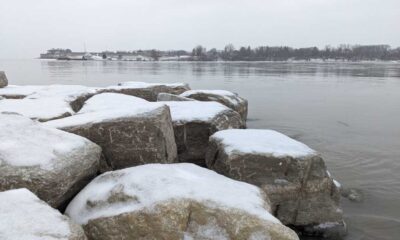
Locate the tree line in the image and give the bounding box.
[173,44,400,61]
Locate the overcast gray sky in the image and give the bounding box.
[1,0,399,59]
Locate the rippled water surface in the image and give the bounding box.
[1,59,400,239]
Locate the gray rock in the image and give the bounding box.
[0,71,8,88]
[0,113,101,209]
[164,101,244,166]
[102,81,191,101]
[180,90,248,123]
[0,188,87,240]
[157,92,194,101]
[45,93,177,171]
[65,163,299,240]
[206,129,346,239]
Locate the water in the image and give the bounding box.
[1,59,400,239]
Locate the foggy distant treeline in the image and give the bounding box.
[164,44,400,61]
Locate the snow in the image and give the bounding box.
[65,163,280,225]
[113,81,189,89]
[333,179,341,188]
[0,85,98,121]
[0,98,73,121]
[0,188,71,240]
[0,113,91,170]
[44,93,165,128]
[180,90,241,105]
[163,101,230,122]
[78,93,148,114]
[211,129,317,158]
[0,84,96,99]
[0,85,43,97]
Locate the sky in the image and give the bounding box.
[0,0,399,58]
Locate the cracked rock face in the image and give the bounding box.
[206,129,345,238]
[163,101,244,166]
[0,188,87,240]
[65,163,299,240]
[45,93,178,171]
[0,113,101,209]
[180,90,248,123]
[0,71,8,88]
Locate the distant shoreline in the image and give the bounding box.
[39,44,400,62]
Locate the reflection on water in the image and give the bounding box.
[1,59,400,239]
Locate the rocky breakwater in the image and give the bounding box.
[0,74,346,239]
[206,129,346,239]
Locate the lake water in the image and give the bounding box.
[1,59,400,240]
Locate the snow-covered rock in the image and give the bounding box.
[0,85,98,121]
[157,92,194,101]
[206,129,345,238]
[45,93,177,170]
[0,113,101,209]
[66,163,299,240]
[0,188,87,240]
[0,71,8,88]
[102,81,190,101]
[163,101,244,165]
[180,90,248,123]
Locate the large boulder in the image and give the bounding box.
[45,93,177,171]
[206,129,346,238]
[0,113,101,209]
[102,81,190,101]
[0,188,86,240]
[163,101,244,166]
[181,90,248,123]
[0,71,8,88]
[66,163,299,240]
[0,85,98,121]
